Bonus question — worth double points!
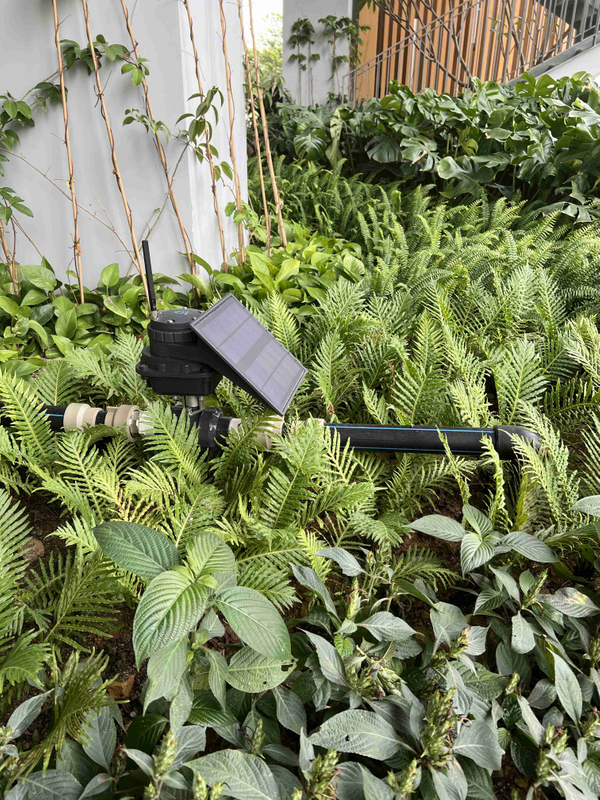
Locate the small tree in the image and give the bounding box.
[288,17,320,106]
[319,15,369,100]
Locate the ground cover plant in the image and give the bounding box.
[3,186,600,798]
[5,49,600,798]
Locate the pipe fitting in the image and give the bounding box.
[63,403,102,431]
[104,405,141,441]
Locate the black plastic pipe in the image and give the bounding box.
[2,405,539,460]
[322,423,540,459]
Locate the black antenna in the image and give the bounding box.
[141,240,157,313]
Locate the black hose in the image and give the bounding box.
[1,405,539,459]
[322,423,540,460]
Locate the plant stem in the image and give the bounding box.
[181,0,228,270]
[248,0,287,247]
[217,0,246,263]
[80,0,149,305]
[119,0,195,275]
[236,0,271,255]
[52,0,85,302]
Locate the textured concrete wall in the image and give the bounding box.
[283,0,354,105]
[0,0,247,285]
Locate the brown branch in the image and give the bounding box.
[181,0,228,270]
[119,0,195,275]
[52,0,84,302]
[248,0,287,247]
[80,0,149,305]
[236,0,271,255]
[12,218,43,260]
[0,218,18,294]
[367,0,470,89]
[217,0,246,263]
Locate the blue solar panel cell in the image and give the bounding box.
[190,294,307,415]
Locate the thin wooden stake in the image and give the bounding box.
[80,0,149,304]
[217,0,246,263]
[0,219,18,295]
[52,0,84,302]
[236,0,271,255]
[119,0,195,275]
[248,0,287,247]
[181,0,228,270]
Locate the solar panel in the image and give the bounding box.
[190,294,307,415]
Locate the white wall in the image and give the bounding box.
[537,41,600,81]
[283,0,354,105]
[0,0,247,285]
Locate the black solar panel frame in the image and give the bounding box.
[190,294,307,415]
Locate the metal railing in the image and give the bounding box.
[345,0,600,101]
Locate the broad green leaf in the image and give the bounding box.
[79,774,113,798]
[431,602,468,650]
[410,515,465,541]
[291,565,338,617]
[55,308,78,339]
[460,532,496,574]
[144,638,189,712]
[273,685,307,735]
[572,495,600,516]
[225,647,293,693]
[358,611,416,641]
[186,750,280,800]
[275,259,300,285]
[124,715,167,753]
[93,520,180,580]
[100,263,119,287]
[316,547,364,576]
[19,264,56,292]
[553,653,582,723]
[104,295,128,318]
[189,691,236,726]
[8,690,53,737]
[133,571,208,664]
[309,710,401,760]
[502,531,556,562]
[539,587,600,618]
[454,718,503,770]
[460,759,496,800]
[177,273,213,298]
[0,296,24,317]
[303,629,349,686]
[22,770,82,800]
[207,649,228,709]
[81,707,116,770]
[215,587,290,660]
[511,612,535,654]
[187,531,236,579]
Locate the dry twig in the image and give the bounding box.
[52,0,85,302]
[80,0,149,304]
[181,0,228,269]
[236,0,271,254]
[248,0,287,246]
[119,0,195,274]
[217,0,246,262]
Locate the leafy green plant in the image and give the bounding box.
[267,71,600,219]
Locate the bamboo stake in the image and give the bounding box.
[236,0,271,255]
[52,0,84,303]
[248,0,287,247]
[80,0,149,304]
[0,219,18,294]
[181,0,228,270]
[119,0,195,275]
[217,0,246,263]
